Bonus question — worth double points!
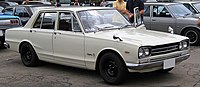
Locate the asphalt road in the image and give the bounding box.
[0,46,200,87]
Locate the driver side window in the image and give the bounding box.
[58,12,81,32]
[153,5,171,17]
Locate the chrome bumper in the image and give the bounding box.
[126,54,190,70]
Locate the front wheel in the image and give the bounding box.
[99,52,128,85]
[183,28,200,46]
[20,43,39,67]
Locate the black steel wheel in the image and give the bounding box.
[183,28,200,46]
[99,52,127,85]
[20,43,39,67]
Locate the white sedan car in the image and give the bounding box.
[6,7,190,84]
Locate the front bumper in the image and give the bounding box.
[126,54,190,70]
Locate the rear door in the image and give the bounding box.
[53,11,85,67]
[29,11,57,60]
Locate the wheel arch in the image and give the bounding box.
[180,26,200,35]
[18,40,35,53]
[95,48,126,71]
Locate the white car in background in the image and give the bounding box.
[6,7,190,84]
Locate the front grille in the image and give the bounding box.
[150,53,180,62]
[151,42,179,56]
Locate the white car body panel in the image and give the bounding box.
[6,7,190,72]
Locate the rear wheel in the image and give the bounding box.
[99,52,127,85]
[183,28,200,46]
[20,43,39,67]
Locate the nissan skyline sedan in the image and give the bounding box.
[6,7,190,84]
[144,2,200,46]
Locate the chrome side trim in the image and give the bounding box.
[126,54,189,70]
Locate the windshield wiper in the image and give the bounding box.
[184,13,191,17]
[120,24,132,29]
[96,25,115,31]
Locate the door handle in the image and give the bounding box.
[30,30,36,32]
[152,19,156,21]
[54,32,61,35]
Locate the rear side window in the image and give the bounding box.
[33,12,56,29]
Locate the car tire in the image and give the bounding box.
[158,67,174,73]
[183,28,200,46]
[99,52,128,85]
[20,43,39,67]
[0,44,6,49]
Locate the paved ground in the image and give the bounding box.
[0,46,200,87]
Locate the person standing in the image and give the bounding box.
[126,0,144,23]
[24,0,29,5]
[74,0,80,6]
[113,0,127,15]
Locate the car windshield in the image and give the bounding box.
[168,4,193,17]
[77,9,131,32]
[193,2,200,13]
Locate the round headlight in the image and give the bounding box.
[138,47,151,58]
[183,41,188,48]
[139,48,144,57]
[179,42,183,50]
[144,48,150,56]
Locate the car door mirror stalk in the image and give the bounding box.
[113,35,123,41]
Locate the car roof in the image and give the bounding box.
[39,6,114,12]
[144,2,181,6]
[176,1,200,4]
[16,4,53,7]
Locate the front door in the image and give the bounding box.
[150,5,176,32]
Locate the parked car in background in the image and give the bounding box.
[177,1,200,14]
[6,7,190,84]
[105,2,113,7]
[0,1,18,8]
[144,2,200,46]
[2,5,54,26]
[0,14,21,48]
[0,6,4,13]
[22,1,51,5]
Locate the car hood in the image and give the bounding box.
[90,26,187,46]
